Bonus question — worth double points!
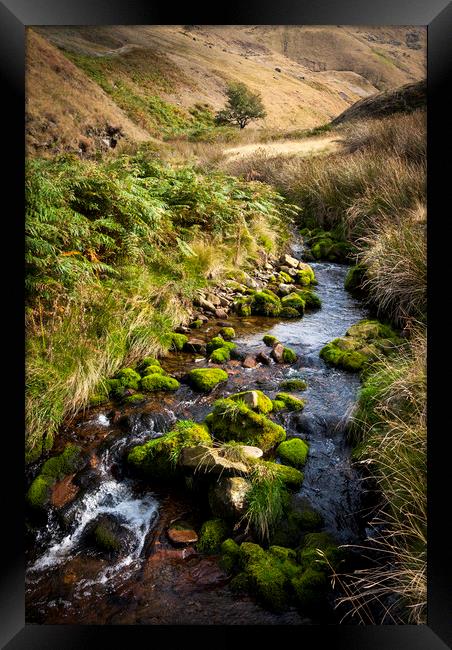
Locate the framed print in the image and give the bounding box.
[1,0,451,647]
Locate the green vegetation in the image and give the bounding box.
[26,152,291,459]
[140,373,180,392]
[228,390,273,414]
[277,438,309,468]
[250,290,281,316]
[27,444,82,508]
[218,327,235,340]
[282,347,298,364]
[274,393,305,411]
[197,519,229,554]
[279,378,307,391]
[215,82,266,130]
[127,419,212,480]
[241,463,288,542]
[187,368,229,393]
[263,335,279,347]
[205,398,286,452]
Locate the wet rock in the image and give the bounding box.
[271,343,285,363]
[194,296,216,313]
[167,523,199,546]
[209,476,252,520]
[278,283,293,296]
[241,446,263,460]
[51,475,80,509]
[81,513,134,556]
[184,338,206,353]
[242,356,257,368]
[256,351,271,365]
[179,445,249,476]
[217,321,230,328]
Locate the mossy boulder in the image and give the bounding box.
[270,506,323,547]
[278,271,293,284]
[291,567,329,610]
[260,461,304,489]
[234,298,252,317]
[279,378,308,391]
[168,332,188,351]
[263,335,279,347]
[197,519,229,554]
[114,368,141,390]
[137,356,161,375]
[122,393,147,406]
[220,537,241,572]
[271,399,285,411]
[127,420,212,481]
[205,398,286,452]
[277,438,309,468]
[311,237,351,263]
[206,337,236,356]
[210,347,231,364]
[295,263,316,286]
[344,264,366,295]
[274,392,305,412]
[228,390,273,414]
[26,444,82,509]
[218,327,235,341]
[295,289,322,310]
[187,367,228,392]
[280,307,300,318]
[250,290,281,317]
[320,341,369,372]
[140,373,180,392]
[346,319,401,343]
[89,393,109,407]
[282,347,298,364]
[281,293,305,314]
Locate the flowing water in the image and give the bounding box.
[26,250,369,625]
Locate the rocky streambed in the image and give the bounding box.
[25,244,373,625]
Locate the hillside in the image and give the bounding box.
[27,25,426,156]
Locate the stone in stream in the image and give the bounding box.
[167,522,199,546]
[208,476,252,520]
[242,355,257,368]
[215,308,228,319]
[256,351,272,365]
[184,338,206,353]
[178,445,249,476]
[81,513,134,556]
[271,343,285,363]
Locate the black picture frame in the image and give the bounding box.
[1,0,450,647]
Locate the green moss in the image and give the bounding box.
[206,337,236,356]
[250,291,281,317]
[295,289,322,309]
[260,461,304,489]
[106,378,126,400]
[279,378,308,391]
[123,393,147,405]
[269,545,297,562]
[93,523,121,552]
[197,519,229,554]
[138,356,161,374]
[291,568,329,610]
[220,537,241,572]
[263,335,279,347]
[344,264,366,294]
[114,367,141,390]
[271,399,285,411]
[26,475,53,509]
[229,572,250,592]
[346,319,401,343]
[246,556,288,611]
[209,347,231,364]
[282,347,298,364]
[274,392,305,412]
[235,298,252,316]
[270,507,323,547]
[205,398,286,452]
[127,419,212,480]
[228,390,273,414]
[187,367,228,392]
[295,264,316,286]
[189,319,203,329]
[280,307,300,318]
[143,364,167,375]
[169,332,188,351]
[278,271,293,283]
[277,438,309,468]
[239,542,267,567]
[320,340,369,372]
[89,393,109,407]
[140,373,180,391]
[281,293,305,314]
[218,327,235,341]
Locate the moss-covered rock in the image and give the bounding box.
[205,398,286,452]
[280,307,300,318]
[274,392,305,412]
[277,438,309,468]
[291,567,329,610]
[187,367,228,392]
[228,390,273,414]
[89,393,109,407]
[220,537,241,572]
[114,368,141,390]
[137,356,161,375]
[26,444,82,509]
[279,378,308,391]
[270,506,323,547]
[282,347,298,364]
[295,263,316,286]
[169,332,188,351]
[344,264,366,295]
[260,461,304,489]
[281,293,305,314]
[206,337,236,356]
[127,420,212,481]
[218,327,235,341]
[271,399,285,411]
[320,341,369,372]
[210,347,231,364]
[234,298,252,317]
[140,373,180,392]
[189,319,203,329]
[250,290,281,317]
[295,289,322,310]
[278,271,293,284]
[197,519,229,554]
[346,319,401,343]
[122,393,147,406]
[263,335,279,347]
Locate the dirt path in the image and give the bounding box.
[224,135,341,160]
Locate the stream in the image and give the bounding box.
[26,250,369,625]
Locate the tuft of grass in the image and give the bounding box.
[241,462,287,543]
